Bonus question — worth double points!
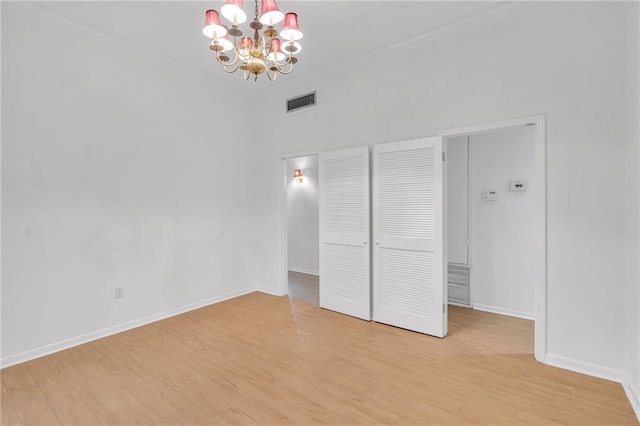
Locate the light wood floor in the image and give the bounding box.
[1,292,637,425]
[288,270,319,305]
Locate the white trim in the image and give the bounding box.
[18,3,241,90]
[467,136,476,306]
[258,2,519,91]
[443,137,449,329]
[438,114,547,362]
[288,267,319,276]
[255,287,287,297]
[448,301,471,308]
[623,379,640,422]
[0,287,255,369]
[547,353,640,421]
[545,353,627,384]
[472,303,534,321]
[19,2,520,94]
[277,150,322,297]
[438,116,541,139]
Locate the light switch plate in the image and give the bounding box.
[509,179,528,191]
[482,190,499,201]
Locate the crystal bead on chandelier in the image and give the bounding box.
[203,0,303,81]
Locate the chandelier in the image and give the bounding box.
[203,0,303,81]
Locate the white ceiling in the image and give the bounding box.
[33,1,502,89]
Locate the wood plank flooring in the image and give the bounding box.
[287,271,319,305]
[1,292,637,425]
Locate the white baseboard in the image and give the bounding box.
[256,287,287,297]
[544,353,639,422]
[623,379,640,422]
[0,287,255,369]
[472,303,534,320]
[448,301,471,308]
[544,353,627,383]
[288,266,319,276]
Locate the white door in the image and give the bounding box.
[319,146,370,320]
[372,136,447,337]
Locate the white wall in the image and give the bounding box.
[247,1,638,378]
[286,156,319,275]
[624,0,640,414]
[1,3,253,365]
[1,2,638,413]
[446,136,468,265]
[470,126,535,319]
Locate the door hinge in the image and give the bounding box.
[442,152,446,162]
[443,303,446,314]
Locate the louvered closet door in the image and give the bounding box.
[319,146,371,321]
[373,137,447,337]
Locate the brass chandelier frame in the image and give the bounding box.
[208,0,298,81]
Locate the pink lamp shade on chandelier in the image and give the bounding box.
[221,0,247,24]
[201,0,303,81]
[259,0,284,26]
[203,10,228,39]
[239,36,254,51]
[280,13,303,41]
[268,38,286,62]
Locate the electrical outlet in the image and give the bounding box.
[115,287,124,299]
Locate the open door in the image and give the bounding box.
[319,146,370,320]
[372,136,447,337]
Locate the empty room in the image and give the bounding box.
[1,0,639,424]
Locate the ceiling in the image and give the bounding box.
[33,1,502,89]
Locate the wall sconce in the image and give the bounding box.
[293,169,303,183]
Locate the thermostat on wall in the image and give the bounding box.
[482,190,499,201]
[509,179,528,191]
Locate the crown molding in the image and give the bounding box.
[15,2,254,93]
[257,1,521,91]
[15,1,521,93]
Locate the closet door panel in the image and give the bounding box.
[373,137,446,337]
[319,146,370,320]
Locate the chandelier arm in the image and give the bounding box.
[216,51,240,68]
[266,66,277,81]
[229,39,245,65]
[215,49,241,72]
[276,59,294,75]
[222,63,241,74]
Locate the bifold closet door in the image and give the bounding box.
[373,136,447,337]
[319,146,371,320]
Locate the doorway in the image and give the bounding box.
[279,153,320,305]
[276,117,546,360]
[439,115,546,361]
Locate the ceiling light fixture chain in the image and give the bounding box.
[202,0,303,82]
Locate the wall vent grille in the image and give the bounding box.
[287,91,316,113]
[447,263,470,307]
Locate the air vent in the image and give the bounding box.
[287,91,316,113]
[447,263,470,307]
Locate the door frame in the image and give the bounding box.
[437,115,546,362]
[277,149,323,297]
